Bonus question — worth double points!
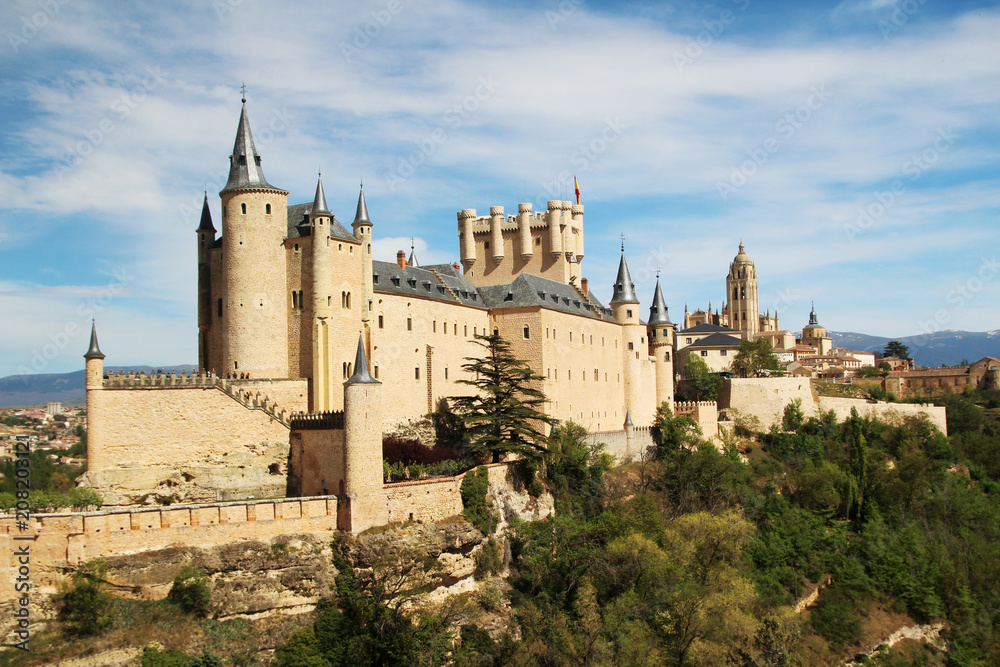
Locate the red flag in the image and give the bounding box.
[574,175,580,205]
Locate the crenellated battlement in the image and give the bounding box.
[289,411,345,430]
[101,370,292,427]
[674,401,718,413]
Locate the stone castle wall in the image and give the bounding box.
[585,427,654,461]
[721,377,947,435]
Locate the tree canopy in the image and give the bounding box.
[883,340,911,360]
[731,338,782,377]
[682,353,722,401]
[451,332,555,464]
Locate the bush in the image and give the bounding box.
[167,566,212,618]
[57,561,112,636]
[461,466,495,534]
[783,399,805,432]
[383,436,460,466]
[68,487,103,511]
[474,538,503,579]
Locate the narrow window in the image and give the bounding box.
[266,203,271,214]
[348,363,352,377]
[568,370,571,381]
[523,326,530,339]
[627,309,633,318]
[327,295,332,306]
[292,291,297,308]
[628,342,634,351]
[415,367,420,380]
[346,293,351,308]
[464,325,468,336]
[298,290,303,308]
[378,315,384,329]
[234,361,238,370]
[217,298,223,318]
[664,352,670,361]
[570,332,573,342]
[444,367,449,380]
[374,365,379,379]
[241,202,246,214]
[407,317,412,331]
[433,321,437,333]
[454,323,458,335]
[701,350,708,357]
[594,369,598,381]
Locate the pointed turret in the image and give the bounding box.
[221,101,277,194]
[648,277,672,326]
[407,239,419,267]
[624,410,633,427]
[197,193,216,232]
[610,252,639,304]
[353,186,372,227]
[346,336,378,384]
[311,174,330,216]
[84,320,105,360]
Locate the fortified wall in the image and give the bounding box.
[81,370,307,506]
[720,377,948,435]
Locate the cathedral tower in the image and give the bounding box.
[219,99,290,378]
[724,242,760,339]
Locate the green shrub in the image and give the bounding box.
[167,566,212,618]
[783,398,805,432]
[474,538,503,579]
[57,561,112,636]
[460,466,495,534]
[68,487,103,510]
[141,646,191,667]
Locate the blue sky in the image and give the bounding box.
[1,0,998,377]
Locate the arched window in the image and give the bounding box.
[346,293,351,309]
[298,290,303,308]
[241,203,246,214]
[291,291,297,308]
[266,203,271,214]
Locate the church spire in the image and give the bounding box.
[808,302,820,326]
[610,251,638,304]
[648,277,672,325]
[221,98,277,194]
[407,238,419,267]
[311,173,330,216]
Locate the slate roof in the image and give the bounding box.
[372,261,485,309]
[286,203,357,242]
[684,332,743,348]
[679,322,739,335]
[478,273,612,320]
[647,278,672,326]
[610,253,639,304]
[221,103,283,194]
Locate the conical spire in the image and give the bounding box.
[407,238,418,267]
[197,193,216,232]
[352,185,372,227]
[84,320,105,360]
[648,277,672,326]
[311,173,330,216]
[346,335,378,384]
[624,410,633,427]
[610,252,639,304]
[222,101,277,193]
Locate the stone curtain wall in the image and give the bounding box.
[585,427,654,462]
[721,377,947,435]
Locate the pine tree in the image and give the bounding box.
[451,332,556,464]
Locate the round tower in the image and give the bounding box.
[352,185,374,323]
[196,193,216,372]
[546,201,563,256]
[647,277,675,409]
[518,203,533,260]
[83,322,107,471]
[571,203,585,263]
[490,206,504,264]
[560,201,575,260]
[610,250,646,423]
[459,208,477,274]
[219,100,290,378]
[310,175,334,411]
[342,336,387,533]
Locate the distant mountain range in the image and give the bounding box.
[0,366,196,408]
[1,330,997,407]
[830,330,1000,367]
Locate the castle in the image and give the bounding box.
[79,100,787,527]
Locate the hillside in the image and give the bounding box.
[831,329,1000,366]
[0,366,196,408]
